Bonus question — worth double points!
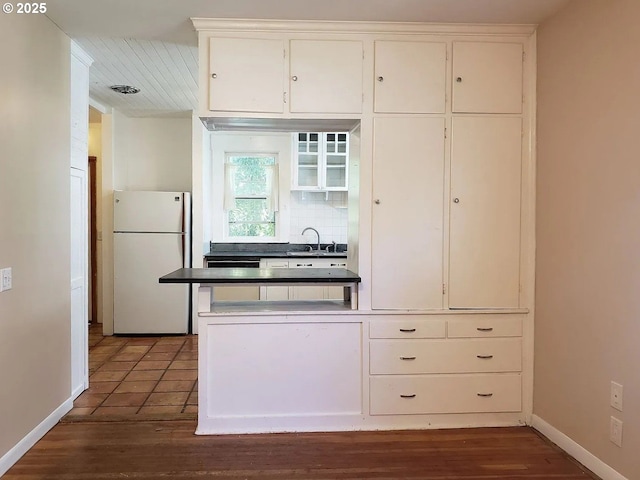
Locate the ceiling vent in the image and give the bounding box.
[109,85,140,94]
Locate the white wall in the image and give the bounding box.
[535,1,640,478]
[113,111,192,192]
[0,12,71,470]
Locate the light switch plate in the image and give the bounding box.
[610,416,623,447]
[611,381,623,411]
[0,268,11,292]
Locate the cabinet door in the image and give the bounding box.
[293,132,322,190]
[452,42,523,114]
[289,40,363,113]
[288,260,324,300]
[449,117,522,308]
[323,132,349,190]
[261,260,290,301]
[374,41,446,114]
[325,260,348,300]
[209,37,285,113]
[372,117,445,310]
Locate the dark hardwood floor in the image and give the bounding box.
[5,422,598,479]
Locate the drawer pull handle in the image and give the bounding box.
[477,393,494,398]
[400,394,416,399]
[400,356,416,361]
[399,328,416,333]
[477,327,494,332]
[476,355,494,359]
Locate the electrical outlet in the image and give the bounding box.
[610,417,623,447]
[0,268,11,292]
[611,381,623,411]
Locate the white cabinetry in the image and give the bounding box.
[368,314,524,416]
[205,37,363,114]
[202,321,362,427]
[259,259,290,300]
[208,37,285,113]
[293,132,349,191]
[452,41,524,114]
[289,40,363,114]
[288,258,347,300]
[449,117,522,309]
[371,117,445,310]
[374,41,447,114]
[258,258,349,301]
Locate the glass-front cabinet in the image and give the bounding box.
[293,132,348,191]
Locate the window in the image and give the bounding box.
[224,154,278,238]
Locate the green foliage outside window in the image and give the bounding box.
[228,155,276,238]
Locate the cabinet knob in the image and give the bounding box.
[291,75,298,81]
[453,198,460,203]
[374,199,381,205]
[456,76,463,83]
[211,73,217,79]
[377,76,384,82]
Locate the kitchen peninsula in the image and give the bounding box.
[160,266,361,312]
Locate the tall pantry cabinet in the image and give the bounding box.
[371,39,527,310]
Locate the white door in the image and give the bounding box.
[374,41,447,114]
[114,233,188,334]
[452,42,524,114]
[372,117,445,310]
[449,116,522,308]
[70,167,88,398]
[209,37,285,113]
[289,40,363,113]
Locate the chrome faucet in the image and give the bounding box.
[301,227,320,252]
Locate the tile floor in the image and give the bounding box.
[67,324,198,418]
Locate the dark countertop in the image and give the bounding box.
[204,242,347,260]
[160,268,361,284]
[205,251,347,259]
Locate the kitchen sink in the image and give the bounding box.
[286,251,345,257]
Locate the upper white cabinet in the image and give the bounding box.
[206,37,363,114]
[293,132,349,191]
[289,40,363,114]
[449,117,522,308]
[208,37,285,113]
[452,42,523,114]
[373,41,447,114]
[372,117,445,310]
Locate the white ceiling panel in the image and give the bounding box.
[75,37,198,117]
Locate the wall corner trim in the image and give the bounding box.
[531,415,629,480]
[0,398,73,477]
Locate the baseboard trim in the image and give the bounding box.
[531,414,628,480]
[0,398,73,477]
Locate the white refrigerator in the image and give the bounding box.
[113,190,191,334]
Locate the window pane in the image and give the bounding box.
[229,223,276,237]
[228,156,275,196]
[229,198,276,238]
[229,198,275,223]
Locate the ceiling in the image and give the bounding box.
[46,0,572,118]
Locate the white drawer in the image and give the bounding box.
[370,373,522,415]
[447,315,523,338]
[369,338,522,374]
[370,317,446,339]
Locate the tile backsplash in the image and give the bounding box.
[289,191,348,244]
